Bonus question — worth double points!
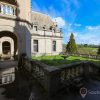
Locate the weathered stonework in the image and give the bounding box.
[0,0,62,58]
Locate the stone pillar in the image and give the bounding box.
[43,68,61,96]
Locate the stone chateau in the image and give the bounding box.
[0,0,63,59]
[0,0,62,85]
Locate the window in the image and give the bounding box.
[33,40,38,52]
[34,26,38,31]
[8,75,12,82]
[2,76,7,83]
[52,41,56,51]
[2,75,13,84]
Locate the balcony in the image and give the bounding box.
[0,1,17,18]
[0,0,17,5]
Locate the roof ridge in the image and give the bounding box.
[31,11,50,17]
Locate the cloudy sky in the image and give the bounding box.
[31,0,100,45]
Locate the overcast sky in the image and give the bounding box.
[31,0,100,45]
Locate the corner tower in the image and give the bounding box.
[0,0,32,59]
[17,0,31,22]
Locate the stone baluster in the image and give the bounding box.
[5,5,8,14]
[13,7,16,16]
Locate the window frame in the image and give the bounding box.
[34,26,38,31]
[33,40,38,52]
[52,41,56,52]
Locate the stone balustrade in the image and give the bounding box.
[22,57,100,96]
[64,53,100,60]
[0,2,17,16]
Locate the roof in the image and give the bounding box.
[0,61,17,69]
[31,11,54,30]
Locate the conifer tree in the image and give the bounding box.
[66,33,77,54]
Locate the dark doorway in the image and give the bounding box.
[2,41,11,55]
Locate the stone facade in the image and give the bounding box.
[0,67,15,85]
[31,11,63,56]
[0,60,17,85]
[0,0,62,85]
[0,0,62,59]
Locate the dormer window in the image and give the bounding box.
[34,26,38,31]
[53,29,56,33]
[50,26,53,30]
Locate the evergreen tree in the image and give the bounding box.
[66,33,77,54]
[97,46,100,55]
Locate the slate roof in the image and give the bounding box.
[31,11,56,30]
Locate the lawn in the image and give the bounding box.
[32,55,100,67]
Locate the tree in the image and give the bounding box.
[97,46,100,55]
[66,33,77,54]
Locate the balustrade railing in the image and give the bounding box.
[0,2,17,16]
[65,53,100,60]
[22,57,100,95]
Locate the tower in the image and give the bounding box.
[17,0,31,22]
[0,0,32,59]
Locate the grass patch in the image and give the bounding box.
[32,55,100,67]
